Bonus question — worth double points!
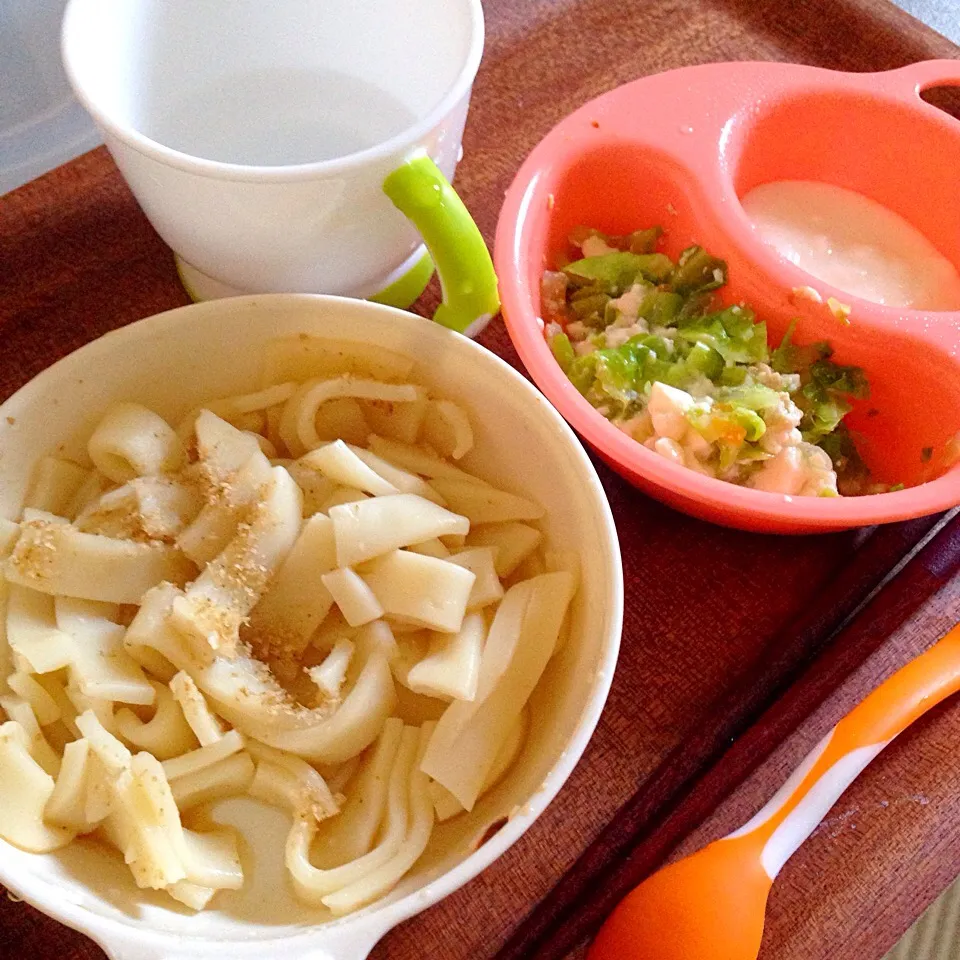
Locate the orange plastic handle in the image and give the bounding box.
[588,622,960,960]
[745,621,960,856]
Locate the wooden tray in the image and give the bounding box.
[0,1,958,958]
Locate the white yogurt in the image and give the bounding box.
[741,180,960,310]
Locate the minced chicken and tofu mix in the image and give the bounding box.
[542,226,882,497]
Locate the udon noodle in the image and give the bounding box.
[0,335,576,917]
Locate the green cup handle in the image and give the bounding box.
[382,151,500,335]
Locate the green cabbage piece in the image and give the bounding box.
[727,407,767,442]
[770,321,831,373]
[627,227,663,254]
[567,225,664,255]
[639,290,683,325]
[563,252,673,293]
[549,332,575,373]
[684,341,724,380]
[566,352,598,396]
[671,246,728,294]
[717,383,782,412]
[771,321,870,443]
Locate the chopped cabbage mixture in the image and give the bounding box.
[543,225,882,497]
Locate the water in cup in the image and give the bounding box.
[142,67,417,166]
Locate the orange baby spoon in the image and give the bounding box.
[590,621,960,960]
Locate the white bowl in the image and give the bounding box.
[0,295,623,960]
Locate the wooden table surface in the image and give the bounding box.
[1,1,959,959]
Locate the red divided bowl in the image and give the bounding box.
[495,60,960,533]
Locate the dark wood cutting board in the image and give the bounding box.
[0,1,958,958]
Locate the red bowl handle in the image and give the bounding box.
[867,59,960,103]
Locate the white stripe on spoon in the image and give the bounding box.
[759,741,889,879]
